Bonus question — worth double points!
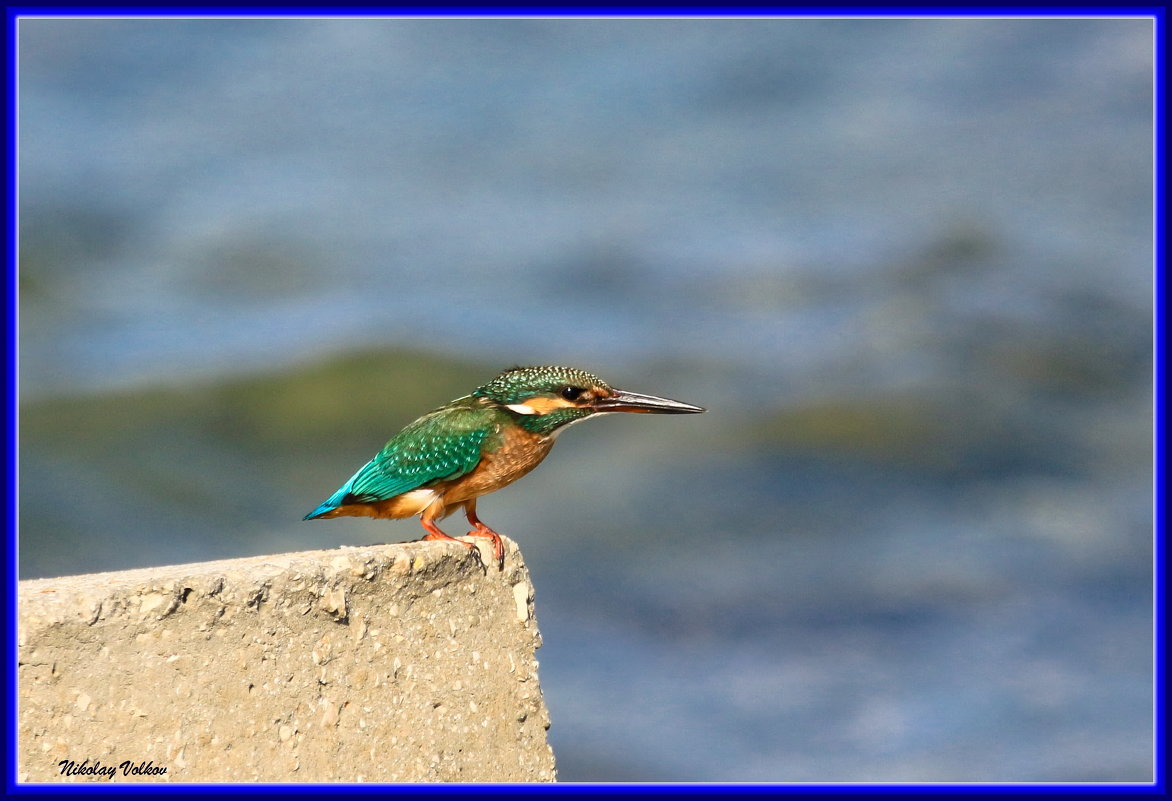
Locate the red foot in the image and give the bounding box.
[466,523,505,570]
[420,519,483,568]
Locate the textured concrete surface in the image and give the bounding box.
[17,536,556,783]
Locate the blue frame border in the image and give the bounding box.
[5,1,17,797]
[1153,1,1166,793]
[4,7,1164,795]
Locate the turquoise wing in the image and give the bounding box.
[305,406,492,519]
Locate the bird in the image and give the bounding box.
[304,365,705,569]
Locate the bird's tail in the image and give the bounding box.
[303,483,353,520]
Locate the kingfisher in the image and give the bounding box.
[304,365,705,569]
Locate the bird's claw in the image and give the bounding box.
[476,538,504,571]
[465,543,487,573]
[465,527,505,571]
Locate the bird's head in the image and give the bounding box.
[474,365,705,435]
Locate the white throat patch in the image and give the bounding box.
[550,411,611,438]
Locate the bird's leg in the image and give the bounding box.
[463,500,505,570]
[419,517,483,570]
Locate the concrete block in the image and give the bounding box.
[17,536,556,783]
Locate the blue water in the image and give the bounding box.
[17,18,1154,782]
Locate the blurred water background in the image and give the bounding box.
[17,18,1154,782]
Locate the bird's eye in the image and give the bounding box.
[560,386,586,401]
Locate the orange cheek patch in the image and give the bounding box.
[519,395,579,414]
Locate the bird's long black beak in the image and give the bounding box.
[595,389,706,414]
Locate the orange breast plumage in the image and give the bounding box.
[439,425,555,506]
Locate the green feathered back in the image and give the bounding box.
[306,398,503,516]
[347,399,499,501]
